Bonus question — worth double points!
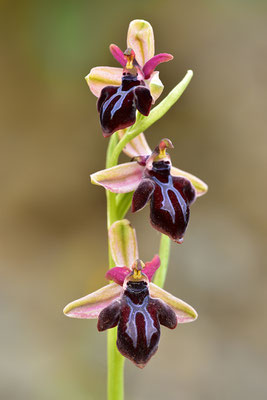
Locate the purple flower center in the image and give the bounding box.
[97,60,152,137]
[149,162,187,224]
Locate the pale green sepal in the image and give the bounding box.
[149,282,198,323]
[85,66,122,97]
[109,219,139,268]
[171,166,208,197]
[149,71,164,102]
[153,234,171,288]
[127,19,155,67]
[118,130,151,158]
[90,162,144,193]
[63,283,122,319]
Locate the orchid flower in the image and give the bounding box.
[86,19,173,137]
[91,139,208,243]
[64,220,197,368]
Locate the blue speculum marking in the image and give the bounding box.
[152,175,187,224]
[101,86,136,119]
[125,295,157,348]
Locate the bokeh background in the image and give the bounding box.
[1,0,267,399]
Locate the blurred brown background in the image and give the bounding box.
[1,0,267,399]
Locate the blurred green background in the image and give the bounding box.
[1,0,267,399]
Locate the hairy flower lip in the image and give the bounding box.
[134,161,196,243]
[97,73,153,137]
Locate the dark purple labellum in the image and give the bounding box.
[97,280,177,368]
[132,161,196,243]
[97,74,152,137]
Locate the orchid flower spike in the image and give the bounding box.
[63,220,197,368]
[91,140,208,243]
[86,19,173,137]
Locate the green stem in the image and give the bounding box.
[116,192,134,220]
[106,134,125,400]
[106,190,117,269]
[107,328,124,400]
[106,134,118,268]
[153,234,171,288]
[106,132,119,169]
[109,70,193,168]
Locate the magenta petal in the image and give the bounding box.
[106,267,131,286]
[109,44,126,67]
[142,53,173,79]
[143,255,161,281]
